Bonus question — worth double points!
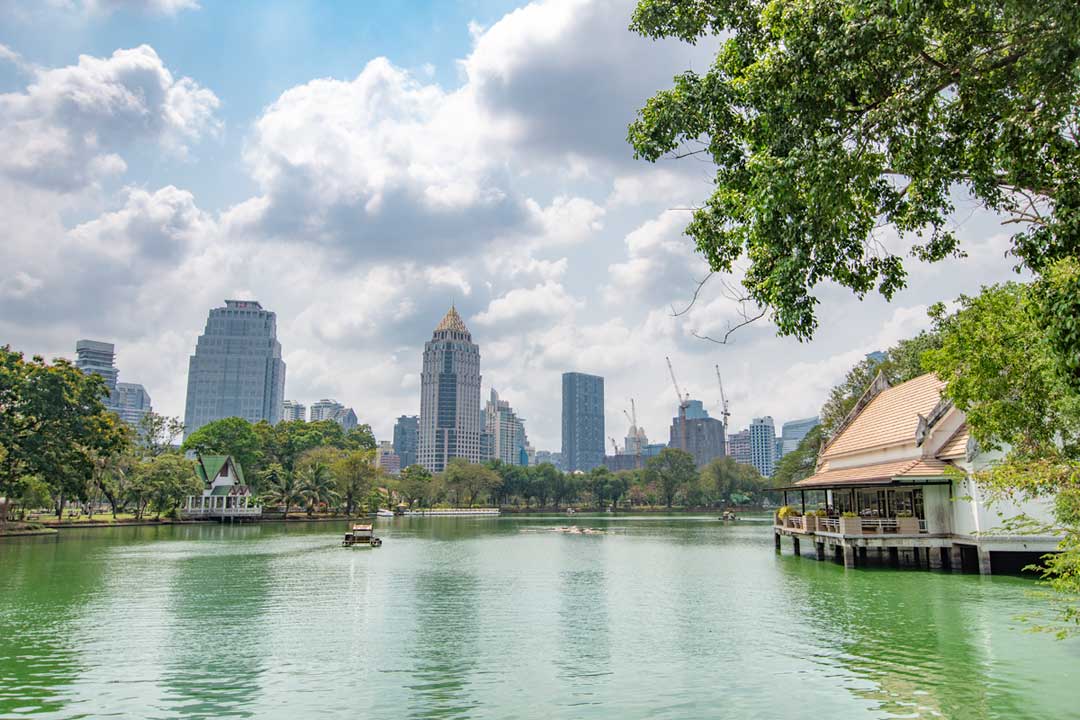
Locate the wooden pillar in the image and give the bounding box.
[949,545,963,572]
[842,544,856,569]
[792,536,801,557]
[978,548,993,575]
[815,542,825,561]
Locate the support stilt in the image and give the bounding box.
[978,548,993,575]
[815,542,825,561]
[842,545,856,569]
[928,547,944,570]
[792,536,801,557]
[949,545,963,572]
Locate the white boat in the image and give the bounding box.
[376,508,395,518]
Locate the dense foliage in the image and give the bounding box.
[630,0,1080,347]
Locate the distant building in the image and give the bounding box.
[484,389,528,466]
[418,306,483,472]
[115,383,152,428]
[309,399,358,431]
[76,340,152,429]
[642,443,666,460]
[75,340,118,399]
[561,372,604,472]
[282,400,306,422]
[669,401,726,468]
[535,450,562,469]
[775,437,785,463]
[781,416,820,455]
[393,415,419,469]
[728,429,752,465]
[750,416,777,477]
[183,300,286,436]
[604,454,638,472]
[375,440,402,476]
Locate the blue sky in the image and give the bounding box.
[0,0,1019,450]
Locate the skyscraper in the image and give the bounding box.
[115,383,152,428]
[418,306,482,472]
[561,372,604,472]
[781,416,820,455]
[75,340,119,400]
[393,415,419,469]
[669,402,726,468]
[749,416,777,477]
[309,399,358,430]
[484,388,528,466]
[282,400,307,422]
[183,299,286,437]
[728,429,752,465]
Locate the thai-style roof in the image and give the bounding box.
[936,424,971,459]
[821,373,947,459]
[795,458,951,487]
[195,454,246,486]
[435,305,469,335]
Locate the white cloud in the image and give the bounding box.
[473,282,583,328]
[0,45,220,192]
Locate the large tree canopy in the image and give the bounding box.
[629,0,1080,340]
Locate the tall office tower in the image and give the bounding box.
[669,400,726,468]
[393,415,419,469]
[282,400,307,422]
[484,389,528,466]
[183,300,286,437]
[749,416,777,477]
[781,416,820,455]
[75,340,119,401]
[115,383,152,428]
[418,306,482,472]
[728,429,752,465]
[561,372,605,472]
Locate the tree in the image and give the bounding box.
[299,461,339,515]
[345,424,377,452]
[332,450,378,515]
[181,417,262,474]
[142,454,199,519]
[137,412,185,457]
[629,1,1080,344]
[264,471,305,519]
[396,464,433,509]
[702,456,768,506]
[921,282,1080,635]
[0,347,129,522]
[772,426,825,488]
[442,460,501,506]
[645,448,697,508]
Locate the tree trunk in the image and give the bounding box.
[56,492,65,519]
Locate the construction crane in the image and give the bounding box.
[666,356,690,452]
[610,437,621,456]
[714,364,732,426]
[630,398,642,469]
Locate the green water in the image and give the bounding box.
[1,517,1077,719]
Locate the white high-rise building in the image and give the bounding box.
[309,399,358,430]
[418,306,482,473]
[484,388,528,466]
[282,400,307,422]
[749,416,777,477]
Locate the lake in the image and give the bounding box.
[1,516,1078,719]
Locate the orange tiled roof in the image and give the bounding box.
[936,424,970,459]
[821,373,947,459]
[795,458,951,488]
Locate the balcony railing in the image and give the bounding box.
[776,514,926,535]
[184,506,262,516]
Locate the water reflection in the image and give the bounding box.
[0,537,101,717]
[159,525,273,718]
[556,536,611,706]
[777,557,1065,718]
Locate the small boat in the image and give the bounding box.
[376,508,395,518]
[565,508,576,516]
[343,524,382,547]
[719,511,738,521]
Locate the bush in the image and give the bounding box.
[813,508,827,517]
[896,511,913,518]
[841,511,858,518]
[777,505,801,519]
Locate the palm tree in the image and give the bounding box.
[264,471,305,519]
[300,462,339,516]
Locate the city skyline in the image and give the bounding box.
[0,0,1021,453]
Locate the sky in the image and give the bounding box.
[0,0,1022,452]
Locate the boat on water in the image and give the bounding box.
[565,508,576,516]
[343,524,382,547]
[376,509,395,518]
[719,511,738,521]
